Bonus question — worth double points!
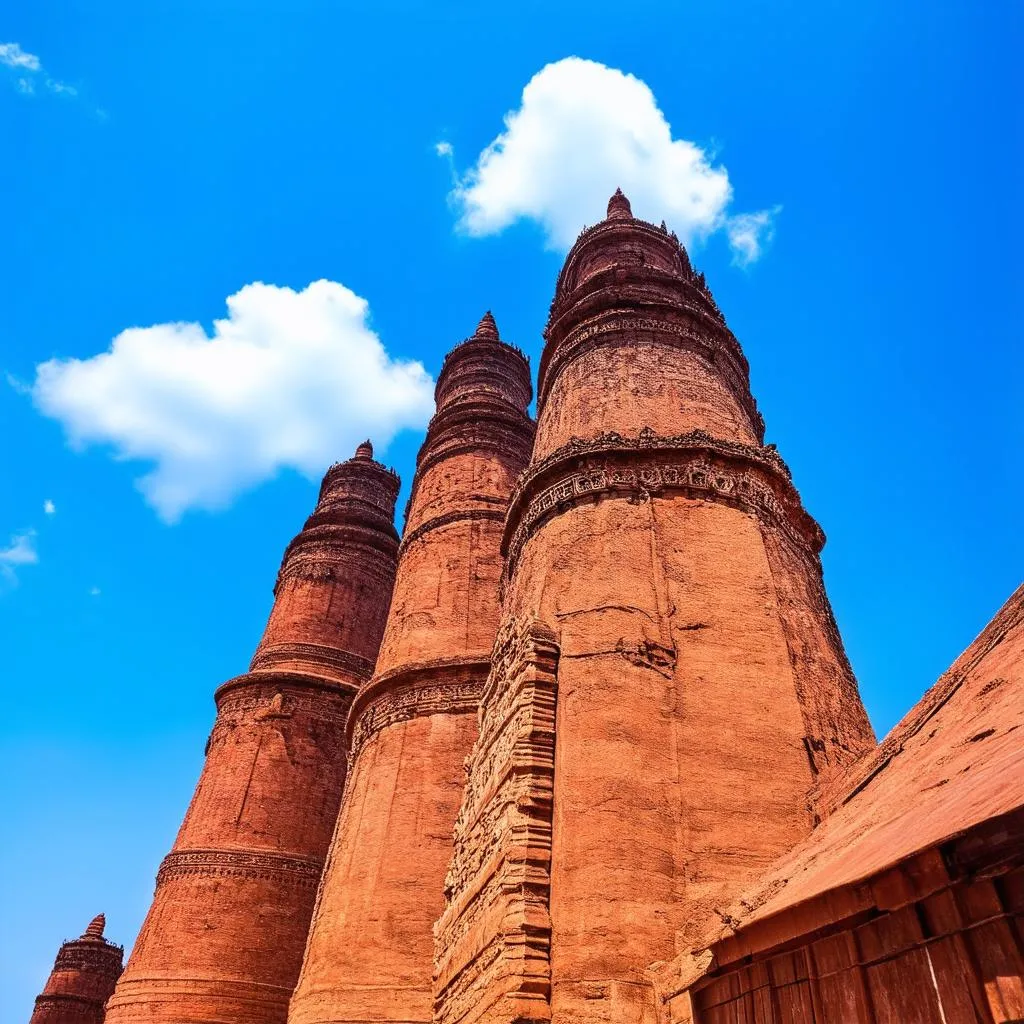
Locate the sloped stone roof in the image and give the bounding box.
[705,581,1024,942]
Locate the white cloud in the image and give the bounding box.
[43,500,56,515]
[0,529,38,585]
[435,141,453,157]
[30,280,435,522]
[1,40,79,99]
[727,206,782,267]
[0,42,41,71]
[46,78,77,97]
[449,57,777,262]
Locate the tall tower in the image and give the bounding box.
[105,445,400,1024]
[30,914,123,1024]
[435,192,877,1024]
[288,315,535,1024]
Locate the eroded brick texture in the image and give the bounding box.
[288,314,535,1024]
[31,915,124,1024]
[434,191,876,1024]
[105,446,400,1024]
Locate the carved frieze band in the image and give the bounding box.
[347,658,489,759]
[502,428,823,581]
[399,507,507,554]
[53,944,123,974]
[248,642,373,684]
[32,995,108,1018]
[156,848,324,890]
[539,311,757,426]
[274,533,398,593]
[215,674,355,722]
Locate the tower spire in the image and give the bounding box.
[289,317,535,1024]
[434,195,874,1024]
[31,914,123,1024]
[106,447,401,1024]
[606,186,632,219]
[474,310,499,340]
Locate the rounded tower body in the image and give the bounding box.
[288,316,534,1024]
[434,193,876,1024]
[105,448,400,1024]
[30,915,124,1024]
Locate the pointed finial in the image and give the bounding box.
[84,914,105,939]
[474,311,499,340]
[607,188,632,220]
[354,440,374,460]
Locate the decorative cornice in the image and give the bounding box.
[347,657,490,757]
[53,943,124,973]
[399,507,508,554]
[247,643,374,685]
[501,428,823,583]
[32,994,110,1018]
[156,848,324,890]
[215,670,358,713]
[275,525,399,593]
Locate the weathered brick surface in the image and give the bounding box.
[105,446,400,1024]
[434,192,875,1024]
[31,915,123,1024]
[288,315,534,1024]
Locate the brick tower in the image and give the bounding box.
[30,914,123,1024]
[288,315,535,1024]
[105,445,400,1024]
[434,192,877,1023]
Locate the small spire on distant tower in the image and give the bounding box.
[354,440,374,461]
[84,914,106,940]
[607,188,632,220]
[474,311,500,340]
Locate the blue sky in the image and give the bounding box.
[2,1,1022,1017]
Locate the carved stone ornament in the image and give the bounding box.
[346,658,489,760]
[156,848,324,890]
[501,428,824,582]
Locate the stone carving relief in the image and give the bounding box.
[433,617,559,1024]
[501,429,824,583]
[156,848,324,890]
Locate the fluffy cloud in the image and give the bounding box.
[445,57,777,260]
[1,40,78,98]
[43,499,56,515]
[31,280,435,522]
[0,529,38,585]
[0,42,40,71]
[727,206,782,267]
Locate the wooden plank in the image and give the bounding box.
[926,936,988,1024]
[865,948,944,1023]
[967,920,1024,1021]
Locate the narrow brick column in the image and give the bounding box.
[105,446,400,1024]
[288,315,534,1024]
[30,914,123,1024]
[435,192,877,1024]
